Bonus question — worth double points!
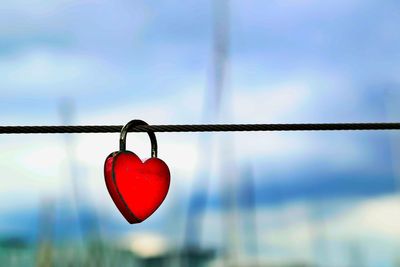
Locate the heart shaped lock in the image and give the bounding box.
[104,120,170,224]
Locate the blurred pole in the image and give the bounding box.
[209,0,230,117]
[347,241,364,267]
[59,99,82,239]
[309,202,329,267]
[238,165,259,266]
[182,0,232,265]
[209,0,244,265]
[36,199,55,267]
[59,99,104,267]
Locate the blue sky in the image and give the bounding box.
[1,0,400,264]
[1,0,399,118]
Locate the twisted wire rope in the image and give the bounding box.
[0,123,399,134]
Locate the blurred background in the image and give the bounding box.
[1,0,400,266]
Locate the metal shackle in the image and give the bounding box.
[119,120,158,158]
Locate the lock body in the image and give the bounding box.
[104,120,170,224]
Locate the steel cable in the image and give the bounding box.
[0,123,400,134]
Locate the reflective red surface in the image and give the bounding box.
[104,151,170,224]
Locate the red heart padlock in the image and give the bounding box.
[104,120,170,224]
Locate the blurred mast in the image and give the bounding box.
[210,1,259,265]
[36,199,55,267]
[184,1,258,265]
[239,165,259,265]
[183,0,231,255]
[59,99,104,267]
[209,0,230,116]
[309,201,329,267]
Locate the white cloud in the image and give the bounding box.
[232,82,311,123]
[0,49,125,97]
[228,79,376,170]
[198,195,400,265]
[326,195,400,238]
